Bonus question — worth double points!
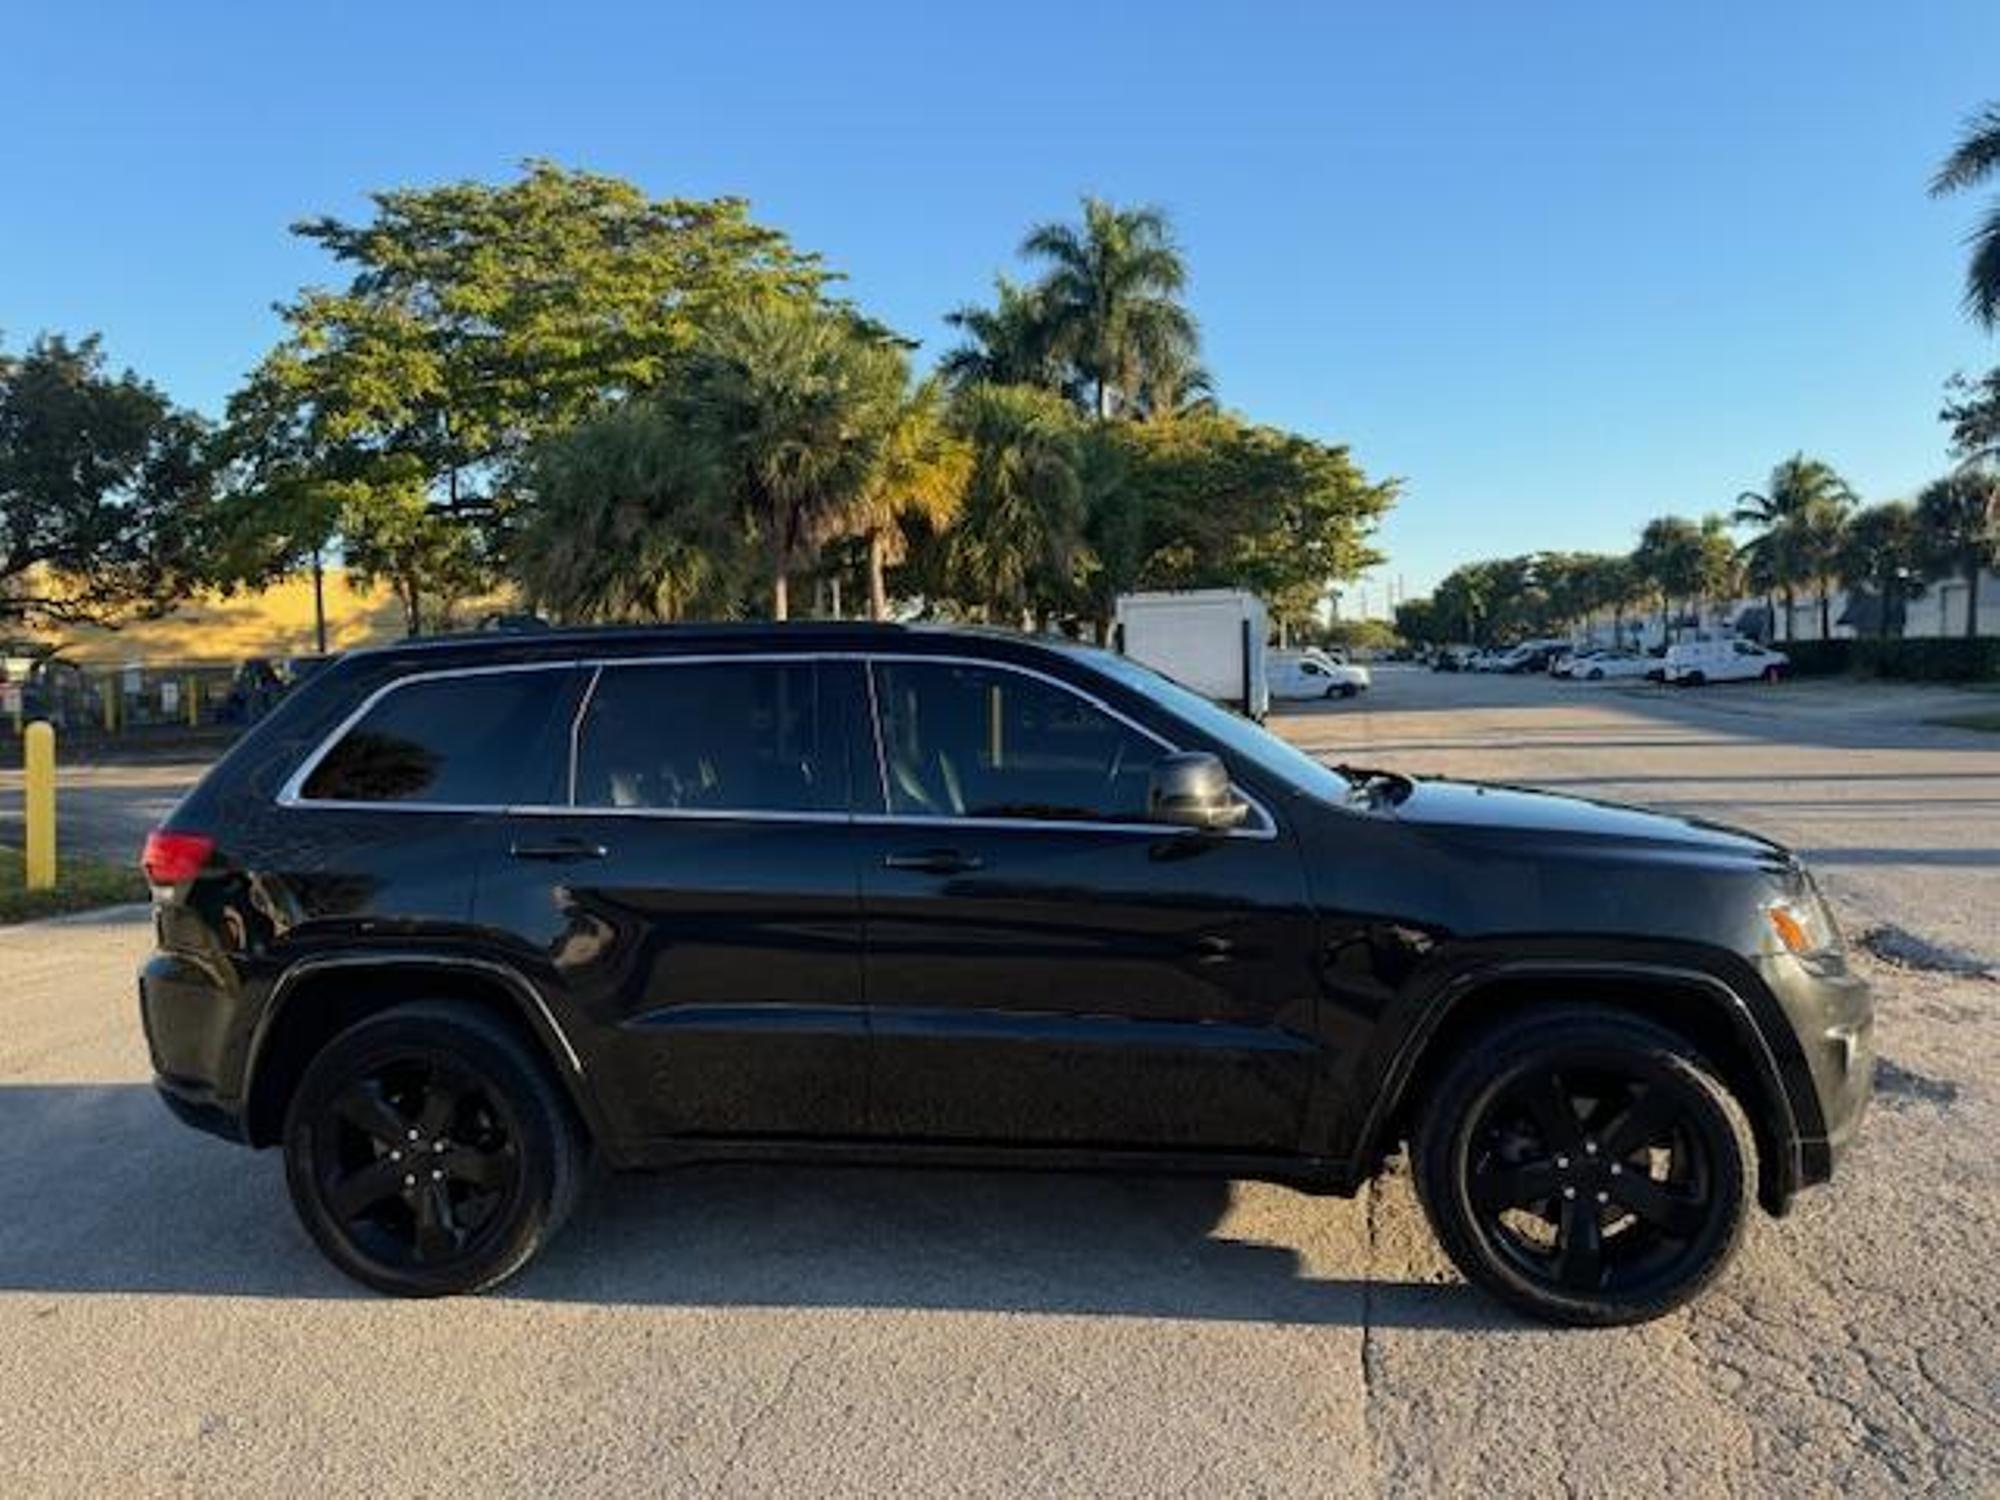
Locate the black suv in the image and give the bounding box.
[140,625,1871,1324]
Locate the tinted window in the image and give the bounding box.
[301,670,562,804]
[873,660,1164,822]
[574,661,828,813]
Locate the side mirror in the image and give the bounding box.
[1148,751,1249,831]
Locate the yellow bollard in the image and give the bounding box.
[184,674,200,728]
[101,679,119,735]
[24,720,55,891]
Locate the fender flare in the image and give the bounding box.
[242,950,600,1146]
[1352,957,1809,1198]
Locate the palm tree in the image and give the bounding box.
[1734,455,1855,639]
[1632,516,1703,641]
[945,383,1089,625]
[1787,496,1852,641]
[1837,501,1924,641]
[847,377,971,620]
[1696,514,1744,627]
[1915,469,2000,637]
[514,399,741,622]
[939,277,1064,393]
[1931,102,2000,328]
[1020,197,1201,421]
[692,300,906,620]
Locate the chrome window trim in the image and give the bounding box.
[275,648,1280,839]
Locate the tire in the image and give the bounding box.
[1587,668,1604,681]
[1762,665,1781,684]
[1411,1006,1755,1326]
[1339,682,1359,699]
[283,1001,588,1297]
[1683,671,1705,687]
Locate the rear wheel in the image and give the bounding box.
[1412,1007,1755,1326]
[283,1002,587,1297]
[1587,667,1605,681]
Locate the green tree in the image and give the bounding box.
[1020,198,1201,420]
[939,278,1065,394]
[1837,501,1925,641]
[1092,412,1393,637]
[847,377,971,619]
[943,384,1091,625]
[691,299,907,619]
[0,334,214,628]
[1734,455,1854,640]
[1931,102,2000,328]
[1632,516,1705,639]
[1393,596,1443,646]
[1787,496,1852,641]
[1915,469,2000,637]
[513,398,743,622]
[228,162,829,630]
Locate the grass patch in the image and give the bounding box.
[0,844,148,924]
[1928,710,2000,733]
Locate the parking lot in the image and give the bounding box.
[2,668,1996,1495]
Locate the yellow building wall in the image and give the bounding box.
[45,571,517,666]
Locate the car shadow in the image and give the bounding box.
[0,1083,1507,1331]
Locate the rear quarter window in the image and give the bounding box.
[297,669,570,806]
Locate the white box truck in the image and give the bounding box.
[1113,589,1270,719]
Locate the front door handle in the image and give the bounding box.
[509,837,608,862]
[882,848,984,875]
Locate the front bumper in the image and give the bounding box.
[1758,953,1874,1192]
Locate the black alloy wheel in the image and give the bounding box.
[284,1002,587,1296]
[1414,1007,1754,1325]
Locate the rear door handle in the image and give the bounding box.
[509,837,608,862]
[882,848,984,875]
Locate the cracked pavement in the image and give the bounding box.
[1,668,1995,1495]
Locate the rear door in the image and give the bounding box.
[473,655,869,1143]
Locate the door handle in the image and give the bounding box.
[882,848,984,875]
[509,837,609,862]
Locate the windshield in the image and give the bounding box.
[1079,648,1357,805]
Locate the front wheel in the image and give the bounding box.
[1762,664,1781,684]
[1587,667,1605,681]
[1411,1007,1755,1326]
[283,1001,588,1297]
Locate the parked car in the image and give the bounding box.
[1558,648,1655,682]
[1663,638,1789,686]
[1270,649,1371,700]
[140,624,1871,1325]
[1430,646,1475,672]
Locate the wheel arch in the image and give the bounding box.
[1360,961,1807,1215]
[242,953,600,1151]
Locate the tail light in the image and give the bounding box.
[142,830,215,886]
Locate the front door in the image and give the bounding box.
[857,656,1320,1152]
[475,655,868,1143]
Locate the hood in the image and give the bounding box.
[1387,777,1788,867]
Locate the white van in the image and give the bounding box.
[1662,638,1788,685]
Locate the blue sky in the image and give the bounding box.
[5,2,1998,607]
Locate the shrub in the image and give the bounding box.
[1780,638,2000,681]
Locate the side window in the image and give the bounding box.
[872,660,1166,823]
[1734,641,1760,657]
[574,661,829,813]
[300,670,564,805]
